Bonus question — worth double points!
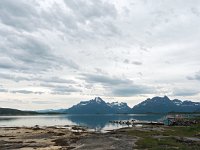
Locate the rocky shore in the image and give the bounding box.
[0,124,200,150]
[0,125,136,150]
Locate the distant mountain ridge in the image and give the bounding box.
[0,108,39,115]
[1,96,200,115]
[131,96,200,113]
[65,97,131,114]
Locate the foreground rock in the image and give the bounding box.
[0,126,137,150]
[1,125,200,149]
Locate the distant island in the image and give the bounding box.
[1,96,200,115]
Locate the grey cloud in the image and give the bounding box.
[40,83,81,95]
[0,57,20,69]
[173,89,199,96]
[123,59,142,65]
[0,0,120,77]
[11,90,34,94]
[63,59,80,70]
[95,68,108,74]
[0,88,8,93]
[0,0,200,103]
[0,0,119,39]
[0,99,27,104]
[112,85,155,97]
[81,73,155,96]
[187,71,200,81]
[132,61,143,65]
[81,73,132,86]
[61,0,120,39]
[40,83,74,88]
[51,85,82,95]
[64,0,117,19]
[0,33,79,72]
[123,59,129,64]
[40,83,59,88]
[0,73,31,82]
[32,101,58,104]
[41,77,76,84]
[0,73,76,85]
[0,0,39,31]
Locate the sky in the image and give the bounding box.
[0,0,200,110]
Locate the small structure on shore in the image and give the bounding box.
[109,120,164,126]
[167,115,199,126]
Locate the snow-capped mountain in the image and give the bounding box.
[107,102,131,113]
[65,97,131,114]
[36,96,200,114]
[131,96,200,113]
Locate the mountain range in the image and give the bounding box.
[131,96,200,113]
[65,97,131,114]
[44,96,200,114]
[1,96,200,115]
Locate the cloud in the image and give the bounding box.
[0,73,76,84]
[173,89,199,96]
[123,59,142,65]
[81,73,155,97]
[62,0,119,39]
[0,85,8,93]
[123,59,129,64]
[11,90,44,94]
[32,100,58,104]
[112,85,155,97]
[50,85,82,95]
[0,57,20,69]
[40,83,81,95]
[63,0,117,19]
[41,77,76,84]
[187,71,200,81]
[0,0,119,41]
[0,0,200,109]
[0,73,30,82]
[132,61,143,65]
[0,0,40,31]
[0,31,79,73]
[81,73,132,86]
[0,88,8,93]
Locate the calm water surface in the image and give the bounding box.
[0,114,166,131]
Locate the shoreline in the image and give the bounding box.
[1,124,200,149]
[0,125,136,150]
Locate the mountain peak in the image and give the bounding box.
[66,97,131,114]
[163,95,170,100]
[93,97,104,103]
[149,96,170,102]
[131,96,200,113]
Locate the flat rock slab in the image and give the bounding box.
[74,133,137,150]
[0,127,138,150]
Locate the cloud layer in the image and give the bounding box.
[0,0,200,110]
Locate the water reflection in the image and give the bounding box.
[0,114,166,130]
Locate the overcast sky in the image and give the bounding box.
[0,0,200,110]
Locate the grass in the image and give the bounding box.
[125,124,200,149]
[162,125,200,136]
[136,137,200,150]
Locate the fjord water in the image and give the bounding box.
[0,114,166,131]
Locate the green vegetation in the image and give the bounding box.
[168,112,200,114]
[125,125,200,149]
[135,137,200,150]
